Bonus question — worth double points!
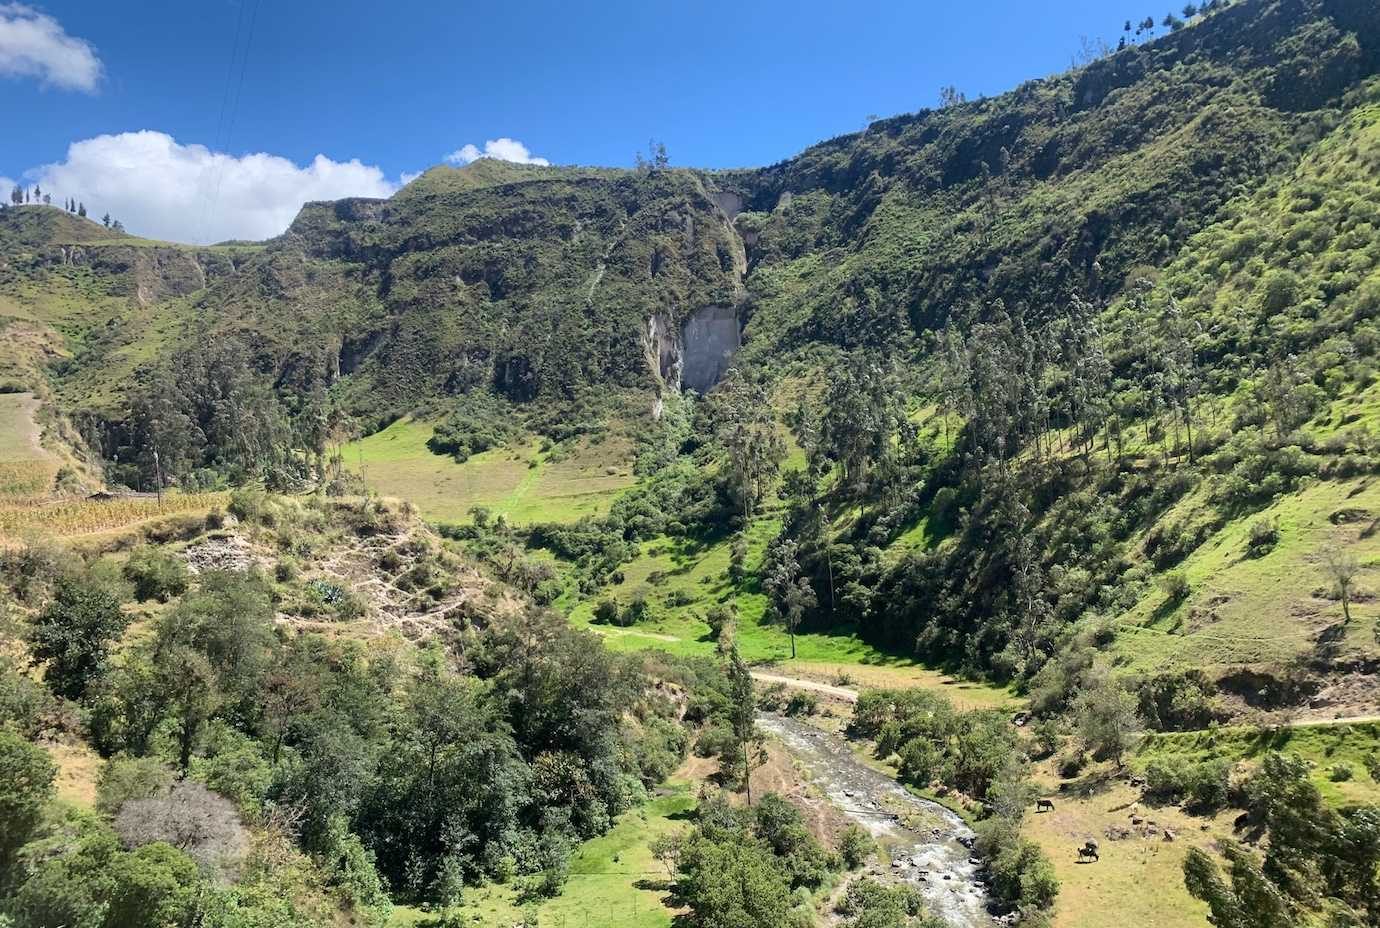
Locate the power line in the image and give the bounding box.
[197,0,263,244]
[195,0,248,243]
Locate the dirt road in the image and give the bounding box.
[751,670,859,702]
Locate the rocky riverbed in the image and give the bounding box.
[758,714,997,928]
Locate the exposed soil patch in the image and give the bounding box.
[182,533,260,574]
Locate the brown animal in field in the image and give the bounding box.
[1077,840,1100,862]
[1036,798,1055,813]
[1162,829,1176,842]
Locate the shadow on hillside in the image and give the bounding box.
[1311,621,1347,662]
[1058,766,1122,800]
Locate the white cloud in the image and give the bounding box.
[25,131,400,243]
[445,137,549,167]
[0,4,101,92]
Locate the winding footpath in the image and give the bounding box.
[759,714,995,928]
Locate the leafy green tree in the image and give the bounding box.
[27,574,127,701]
[813,354,909,495]
[836,824,876,869]
[714,374,786,522]
[0,730,56,879]
[1323,549,1359,625]
[1071,672,1141,766]
[763,539,817,659]
[725,648,764,804]
[122,547,189,603]
[1184,844,1297,928]
[675,831,793,928]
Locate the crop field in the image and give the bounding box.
[0,492,227,545]
[345,417,637,525]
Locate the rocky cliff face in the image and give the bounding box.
[681,303,741,393]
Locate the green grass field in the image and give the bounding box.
[390,782,694,928]
[346,417,637,526]
[1113,477,1380,672]
[1136,718,1380,807]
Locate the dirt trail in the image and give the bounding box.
[751,670,859,702]
[759,714,995,927]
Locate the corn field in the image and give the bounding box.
[0,492,228,543]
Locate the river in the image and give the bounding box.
[758,714,996,928]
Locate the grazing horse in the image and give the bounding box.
[1036,798,1055,813]
[1077,840,1100,862]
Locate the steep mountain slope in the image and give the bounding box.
[2,0,1378,705]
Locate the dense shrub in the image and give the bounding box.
[26,573,128,701]
[1143,756,1231,812]
[123,547,189,602]
[975,815,1060,913]
[426,393,518,462]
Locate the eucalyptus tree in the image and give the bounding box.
[714,372,786,523]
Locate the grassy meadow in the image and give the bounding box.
[345,417,637,526]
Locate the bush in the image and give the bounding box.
[27,573,128,701]
[695,722,737,759]
[228,488,272,525]
[836,824,875,869]
[1245,518,1280,558]
[0,729,56,870]
[757,682,788,712]
[1143,756,1231,811]
[706,604,736,639]
[784,691,819,717]
[834,878,930,927]
[123,547,190,603]
[977,816,1059,911]
[1135,670,1219,732]
[1329,762,1354,782]
[0,661,58,738]
[96,756,175,815]
[592,598,621,625]
[113,780,250,883]
[427,393,518,461]
[1158,570,1191,604]
[1030,719,1063,759]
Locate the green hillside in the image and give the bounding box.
[7,3,1380,928]
[1,0,1377,709]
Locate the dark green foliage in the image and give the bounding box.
[853,689,1018,798]
[0,662,56,740]
[675,830,793,928]
[426,393,519,461]
[1144,756,1232,811]
[673,791,841,927]
[122,547,189,603]
[1245,518,1281,558]
[974,803,1060,913]
[1071,672,1141,765]
[0,730,55,881]
[834,878,943,928]
[1135,669,1220,731]
[1184,843,1298,928]
[835,824,876,869]
[94,756,174,816]
[1183,752,1380,925]
[27,573,127,702]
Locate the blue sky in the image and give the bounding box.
[1,0,1173,242]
